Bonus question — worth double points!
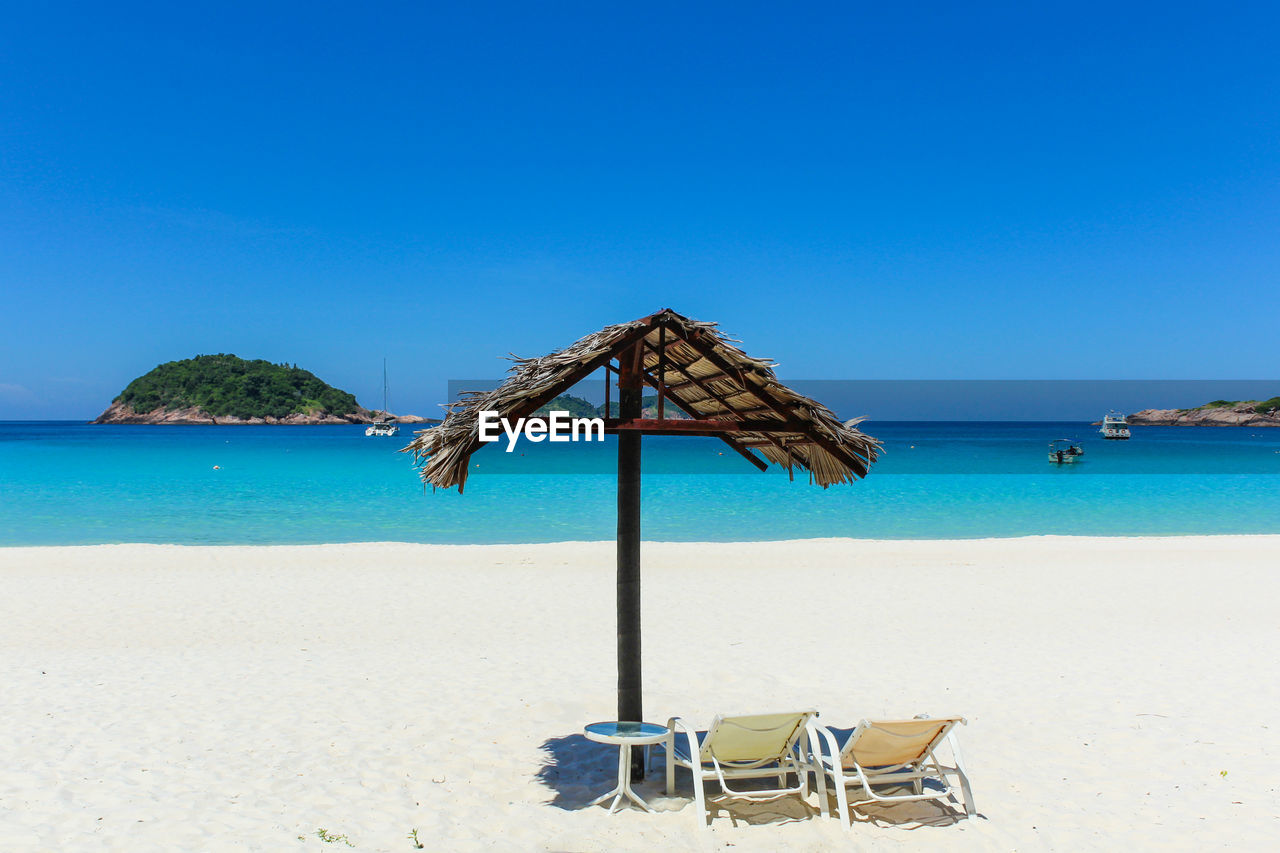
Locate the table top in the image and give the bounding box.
[584,721,670,745]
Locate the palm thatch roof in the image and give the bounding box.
[403,309,880,491]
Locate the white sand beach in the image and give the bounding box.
[2,536,1277,851]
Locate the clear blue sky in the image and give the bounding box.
[2,2,1278,419]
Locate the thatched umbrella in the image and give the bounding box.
[403,309,879,776]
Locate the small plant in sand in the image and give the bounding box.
[407,828,425,848]
[316,827,355,846]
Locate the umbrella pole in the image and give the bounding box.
[616,355,644,781]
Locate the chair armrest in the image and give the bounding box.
[807,722,843,768]
[666,716,702,768]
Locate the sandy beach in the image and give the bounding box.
[2,536,1277,851]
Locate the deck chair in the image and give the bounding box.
[809,715,975,826]
[664,710,823,828]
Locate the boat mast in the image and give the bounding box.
[382,358,389,417]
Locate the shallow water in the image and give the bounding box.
[1,421,1277,545]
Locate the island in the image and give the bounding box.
[1126,396,1280,427]
[92,354,437,425]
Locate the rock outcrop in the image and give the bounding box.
[1127,404,1280,427]
[92,401,437,426]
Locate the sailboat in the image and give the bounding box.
[365,359,400,437]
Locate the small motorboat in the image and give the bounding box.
[1048,439,1085,464]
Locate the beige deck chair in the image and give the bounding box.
[664,710,823,829]
[809,716,975,826]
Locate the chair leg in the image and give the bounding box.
[814,767,830,818]
[955,767,976,818]
[693,774,709,829]
[665,738,676,795]
[947,732,977,818]
[834,776,852,829]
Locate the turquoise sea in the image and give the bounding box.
[1,421,1278,545]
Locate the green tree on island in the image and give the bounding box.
[116,354,360,420]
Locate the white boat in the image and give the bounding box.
[1048,439,1084,464]
[365,359,400,437]
[1099,411,1130,440]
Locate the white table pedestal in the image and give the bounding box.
[583,721,670,815]
[588,741,654,814]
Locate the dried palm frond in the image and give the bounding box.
[402,309,879,491]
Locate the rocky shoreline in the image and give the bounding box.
[91,400,437,426]
[1126,403,1280,427]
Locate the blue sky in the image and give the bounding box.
[2,2,1278,419]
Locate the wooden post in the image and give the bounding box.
[656,324,665,420]
[616,345,644,781]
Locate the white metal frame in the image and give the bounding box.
[808,715,975,827]
[663,711,825,829]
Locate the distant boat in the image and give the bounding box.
[365,359,400,437]
[1048,439,1084,464]
[1099,411,1130,440]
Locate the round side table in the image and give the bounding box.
[584,721,670,814]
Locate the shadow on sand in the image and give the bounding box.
[535,732,823,827]
[536,729,980,829]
